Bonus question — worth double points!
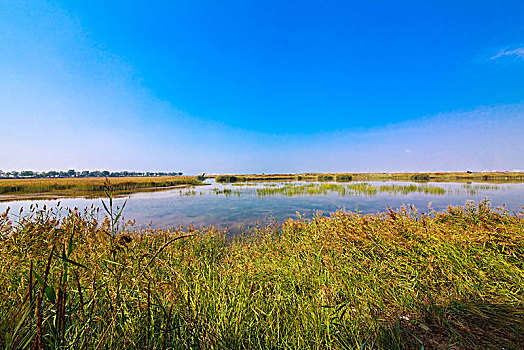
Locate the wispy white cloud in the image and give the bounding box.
[490,47,524,60]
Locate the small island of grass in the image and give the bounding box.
[0,176,203,201]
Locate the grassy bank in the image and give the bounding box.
[342,171,524,182]
[0,199,523,349]
[0,176,202,200]
[216,172,524,183]
[215,174,317,182]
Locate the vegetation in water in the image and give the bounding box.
[0,198,522,349]
[212,188,241,196]
[378,184,446,195]
[190,182,505,199]
[461,183,503,195]
[256,183,449,197]
[153,181,504,199]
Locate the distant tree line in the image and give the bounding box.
[0,169,183,179]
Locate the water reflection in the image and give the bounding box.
[205,182,504,197]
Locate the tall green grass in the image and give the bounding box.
[377,184,446,195]
[0,196,523,349]
[256,183,448,197]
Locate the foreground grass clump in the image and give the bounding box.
[0,176,202,199]
[0,201,523,349]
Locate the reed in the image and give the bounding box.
[0,197,522,348]
[212,188,241,196]
[377,184,446,195]
[255,183,450,197]
[0,176,202,200]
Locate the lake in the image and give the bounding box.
[1,179,523,233]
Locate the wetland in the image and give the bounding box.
[1,177,523,232]
[1,173,523,349]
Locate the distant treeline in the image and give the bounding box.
[0,169,183,179]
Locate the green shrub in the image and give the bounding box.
[335,174,352,182]
[215,175,239,183]
[317,175,334,181]
[411,174,430,181]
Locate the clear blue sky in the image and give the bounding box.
[1,1,523,173]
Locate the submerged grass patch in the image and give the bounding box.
[377,184,446,195]
[212,188,241,196]
[0,199,523,349]
[256,182,450,197]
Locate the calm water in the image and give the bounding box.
[1,180,523,232]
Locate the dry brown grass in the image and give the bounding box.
[0,176,201,200]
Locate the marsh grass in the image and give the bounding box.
[460,184,503,196]
[377,184,446,195]
[220,182,502,199]
[212,188,241,196]
[255,183,451,197]
[216,174,318,183]
[0,195,523,349]
[0,176,202,199]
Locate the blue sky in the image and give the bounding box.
[1,1,523,173]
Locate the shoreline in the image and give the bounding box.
[2,172,524,201]
[0,184,201,202]
[213,171,524,183]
